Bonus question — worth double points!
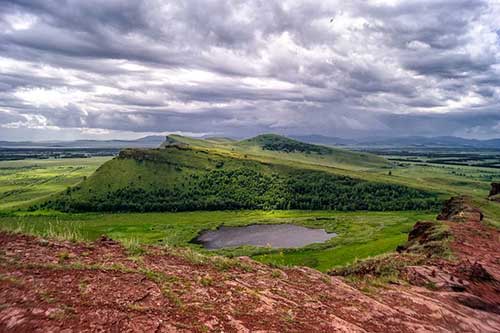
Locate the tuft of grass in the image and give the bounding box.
[160,285,183,307]
[167,246,255,272]
[78,280,89,295]
[127,304,148,312]
[0,273,21,285]
[57,251,71,263]
[121,238,146,257]
[0,218,83,242]
[39,290,56,304]
[169,246,207,265]
[199,274,213,287]
[271,270,282,278]
[282,309,296,324]
[211,256,255,272]
[42,304,77,321]
[425,281,438,290]
[330,252,426,286]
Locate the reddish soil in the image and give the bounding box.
[1,199,499,332]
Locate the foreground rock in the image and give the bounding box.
[1,198,499,332]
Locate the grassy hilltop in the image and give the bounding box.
[38,135,439,213]
[169,133,388,170]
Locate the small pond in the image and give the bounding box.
[194,224,337,249]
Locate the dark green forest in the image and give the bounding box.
[41,168,440,213]
[242,134,332,154]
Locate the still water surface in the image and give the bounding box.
[195,224,337,249]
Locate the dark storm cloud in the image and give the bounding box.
[379,110,500,138]
[0,0,499,140]
[402,53,492,79]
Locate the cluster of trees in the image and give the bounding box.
[42,168,440,213]
[251,134,331,154]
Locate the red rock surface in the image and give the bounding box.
[1,200,499,332]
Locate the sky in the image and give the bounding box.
[0,0,500,141]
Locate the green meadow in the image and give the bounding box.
[0,135,499,271]
[0,209,433,272]
[0,157,111,209]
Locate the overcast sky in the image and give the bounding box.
[0,0,499,141]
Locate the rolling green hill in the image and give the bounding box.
[39,137,439,213]
[169,134,390,171]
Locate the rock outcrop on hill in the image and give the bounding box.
[437,196,484,222]
[395,219,450,255]
[489,182,500,202]
[1,197,499,332]
[160,135,189,149]
[490,182,500,197]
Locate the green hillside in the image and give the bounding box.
[241,134,334,154]
[39,141,439,213]
[168,134,389,171]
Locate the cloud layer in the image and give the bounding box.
[0,0,499,140]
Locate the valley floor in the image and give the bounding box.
[0,210,435,271]
[1,200,499,332]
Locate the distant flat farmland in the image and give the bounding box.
[0,157,112,209]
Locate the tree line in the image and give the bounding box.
[40,168,441,213]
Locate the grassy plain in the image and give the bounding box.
[0,209,433,271]
[374,161,500,228]
[0,137,499,271]
[0,157,111,209]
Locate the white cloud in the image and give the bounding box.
[1,113,58,130]
[3,12,37,31]
[14,87,88,108]
[407,41,431,50]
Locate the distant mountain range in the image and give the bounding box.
[2,134,500,149]
[0,136,166,149]
[291,135,500,149]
